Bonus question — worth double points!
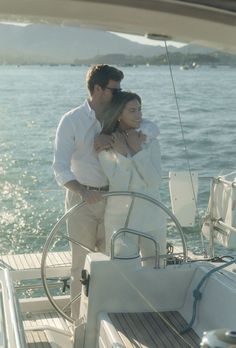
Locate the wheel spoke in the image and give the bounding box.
[41,191,187,323]
[61,235,93,252]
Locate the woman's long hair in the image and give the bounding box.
[101,91,142,134]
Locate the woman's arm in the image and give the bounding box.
[131,139,162,186]
[125,129,146,155]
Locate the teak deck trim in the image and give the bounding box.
[109,311,200,348]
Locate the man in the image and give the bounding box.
[53,64,124,318]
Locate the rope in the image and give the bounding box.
[164,40,207,257]
[181,257,236,333]
[158,312,195,347]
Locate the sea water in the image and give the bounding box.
[1,64,236,256]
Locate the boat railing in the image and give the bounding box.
[0,268,27,348]
[110,227,161,268]
[202,175,236,257]
[214,176,236,187]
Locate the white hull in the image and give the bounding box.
[1,240,236,347]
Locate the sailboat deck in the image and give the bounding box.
[0,251,72,279]
[23,310,200,347]
[25,330,51,348]
[23,311,73,347]
[0,251,72,270]
[23,311,72,331]
[0,247,197,275]
[108,311,200,348]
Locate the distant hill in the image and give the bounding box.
[72,51,236,67]
[0,23,177,64]
[0,23,215,65]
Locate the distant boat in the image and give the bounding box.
[180,61,200,70]
[180,64,190,70]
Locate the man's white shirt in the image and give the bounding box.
[53,99,108,187]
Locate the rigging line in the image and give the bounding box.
[164,41,197,208]
[164,41,207,256]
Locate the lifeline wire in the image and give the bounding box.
[164,41,207,257]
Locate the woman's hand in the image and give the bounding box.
[126,129,146,154]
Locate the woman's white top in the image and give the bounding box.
[98,120,166,258]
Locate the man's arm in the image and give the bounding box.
[94,134,114,153]
[54,116,104,204]
[53,116,78,186]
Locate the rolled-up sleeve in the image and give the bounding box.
[53,116,77,186]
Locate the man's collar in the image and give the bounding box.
[85,99,96,119]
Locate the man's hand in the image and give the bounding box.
[80,187,104,204]
[94,134,114,153]
[64,180,104,204]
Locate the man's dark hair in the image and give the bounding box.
[86,64,124,94]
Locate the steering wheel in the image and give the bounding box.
[41,191,187,323]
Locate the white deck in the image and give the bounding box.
[1,250,236,347]
[0,252,74,347]
[23,310,72,332]
[0,251,72,280]
[23,311,73,347]
[25,330,51,347]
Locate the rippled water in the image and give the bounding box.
[1,64,236,256]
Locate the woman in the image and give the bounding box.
[98,91,166,266]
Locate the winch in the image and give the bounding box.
[200,329,236,348]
